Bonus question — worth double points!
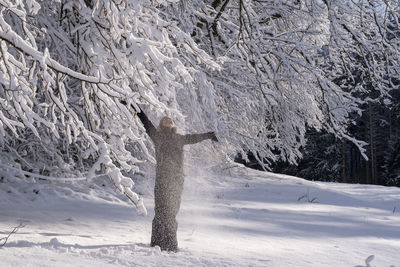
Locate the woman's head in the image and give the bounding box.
[159,116,177,133]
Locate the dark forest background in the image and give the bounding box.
[237,83,400,187]
[237,94,400,187]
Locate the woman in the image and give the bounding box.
[137,110,218,252]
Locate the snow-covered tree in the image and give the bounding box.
[272,0,400,185]
[1,0,399,213]
[170,0,399,167]
[0,0,219,214]
[163,0,371,166]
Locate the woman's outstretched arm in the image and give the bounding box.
[136,111,157,140]
[119,100,157,140]
[183,132,218,145]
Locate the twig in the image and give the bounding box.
[0,222,25,247]
[297,189,318,203]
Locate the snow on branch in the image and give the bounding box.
[0,18,111,85]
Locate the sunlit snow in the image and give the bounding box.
[1,164,399,266]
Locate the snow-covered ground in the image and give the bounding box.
[1,164,399,266]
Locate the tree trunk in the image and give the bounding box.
[369,102,377,184]
[341,139,347,183]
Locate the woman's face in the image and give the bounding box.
[161,117,174,128]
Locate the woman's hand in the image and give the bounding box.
[208,132,219,142]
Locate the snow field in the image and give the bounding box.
[0,164,399,266]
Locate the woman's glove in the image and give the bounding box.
[208,132,219,142]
